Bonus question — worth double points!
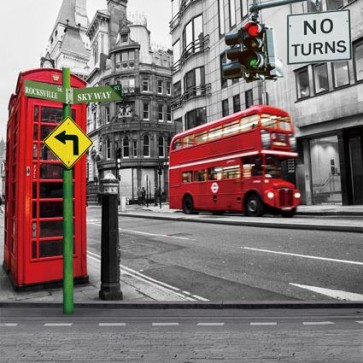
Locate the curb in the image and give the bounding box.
[118,212,363,234]
[1,300,363,309]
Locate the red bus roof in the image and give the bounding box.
[171,105,291,143]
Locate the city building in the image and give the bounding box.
[170,0,362,205]
[85,0,175,204]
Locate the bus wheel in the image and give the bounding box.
[182,195,194,214]
[245,194,264,217]
[281,208,296,218]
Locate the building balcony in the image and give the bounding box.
[170,0,202,31]
[171,35,209,74]
[171,83,211,110]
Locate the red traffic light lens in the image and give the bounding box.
[243,22,262,37]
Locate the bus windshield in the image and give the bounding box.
[260,114,292,132]
[264,155,282,178]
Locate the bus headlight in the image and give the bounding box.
[267,192,274,199]
[294,192,301,199]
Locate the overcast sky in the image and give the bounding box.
[0,0,171,141]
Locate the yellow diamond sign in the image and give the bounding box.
[44,117,93,169]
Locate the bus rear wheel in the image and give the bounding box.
[182,195,195,214]
[245,194,264,217]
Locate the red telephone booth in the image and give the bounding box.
[3,69,88,289]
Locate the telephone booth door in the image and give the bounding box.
[4,69,88,289]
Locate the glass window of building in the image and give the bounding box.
[157,80,163,94]
[332,61,349,88]
[296,67,310,99]
[123,136,130,158]
[143,103,150,120]
[194,15,203,52]
[106,138,111,159]
[185,107,207,130]
[310,135,342,204]
[326,0,344,9]
[218,0,225,35]
[354,41,363,81]
[233,94,240,113]
[166,105,172,122]
[158,104,164,121]
[158,137,165,157]
[143,135,150,157]
[142,78,150,92]
[229,0,236,28]
[184,20,193,57]
[171,0,179,20]
[166,82,171,95]
[173,39,181,65]
[222,99,229,117]
[245,89,253,108]
[241,0,248,18]
[313,64,329,94]
[105,106,110,124]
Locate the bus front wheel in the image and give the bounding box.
[245,194,264,217]
[182,195,195,214]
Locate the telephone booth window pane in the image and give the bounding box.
[33,144,38,159]
[40,164,63,179]
[39,202,63,218]
[32,242,37,259]
[41,147,59,161]
[40,221,63,238]
[33,125,38,140]
[32,183,37,198]
[32,202,37,218]
[40,183,63,198]
[39,240,63,258]
[34,106,39,121]
[41,107,63,123]
[41,125,55,140]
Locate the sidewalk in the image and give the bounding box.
[0,203,362,309]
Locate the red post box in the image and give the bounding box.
[3,69,88,289]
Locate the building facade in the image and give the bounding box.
[170,0,363,205]
[86,0,175,204]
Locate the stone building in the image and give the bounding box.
[86,0,175,204]
[170,0,362,205]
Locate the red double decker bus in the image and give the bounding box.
[168,105,301,217]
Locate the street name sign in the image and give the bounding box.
[44,117,93,169]
[73,84,122,104]
[24,80,66,103]
[287,10,351,64]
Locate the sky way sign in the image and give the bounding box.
[24,80,122,104]
[288,10,351,64]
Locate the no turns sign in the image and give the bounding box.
[288,10,351,64]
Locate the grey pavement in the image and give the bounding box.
[0,203,362,308]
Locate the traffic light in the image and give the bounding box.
[222,21,281,82]
[240,21,265,71]
[115,148,121,169]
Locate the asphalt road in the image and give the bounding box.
[1,307,362,362]
[86,209,363,302]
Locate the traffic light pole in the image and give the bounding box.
[249,0,320,19]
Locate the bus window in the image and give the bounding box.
[240,115,259,132]
[223,120,240,136]
[243,156,263,177]
[208,127,223,141]
[278,117,292,131]
[182,171,193,182]
[222,165,240,179]
[260,114,278,129]
[195,132,208,144]
[194,169,206,181]
[183,135,194,147]
[173,138,182,150]
[208,167,222,180]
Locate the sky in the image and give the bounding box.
[0,0,171,141]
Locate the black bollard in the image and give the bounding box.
[99,173,123,300]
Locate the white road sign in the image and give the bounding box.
[288,10,351,64]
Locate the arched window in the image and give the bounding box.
[106,138,111,159]
[143,135,150,157]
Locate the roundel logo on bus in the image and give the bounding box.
[211,182,219,194]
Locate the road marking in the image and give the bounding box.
[0,323,18,327]
[99,323,126,327]
[241,247,363,266]
[44,323,73,327]
[87,251,208,302]
[290,283,363,301]
[250,322,277,326]
[152,322,179,326]
[356,321,363,324]
[197,322,225,326]
[303,321,334,326]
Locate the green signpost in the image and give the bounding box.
[24,68,123,314]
